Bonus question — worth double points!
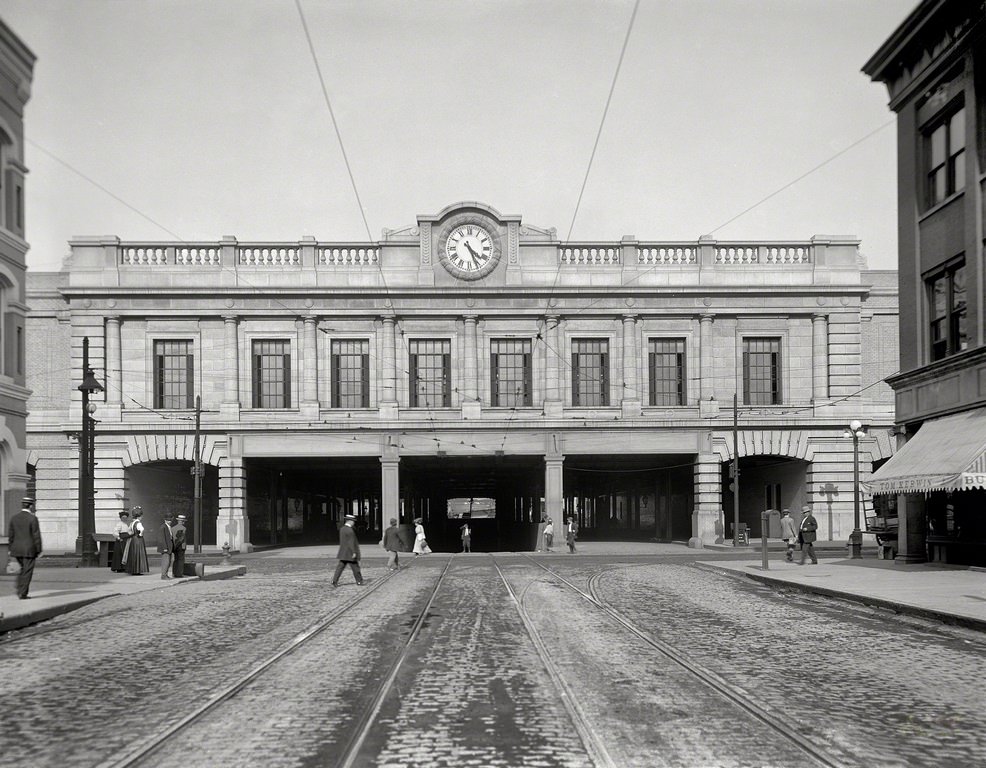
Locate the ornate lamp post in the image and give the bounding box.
[78,337,104,567]
[843,419,866,559]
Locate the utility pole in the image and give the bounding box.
[732,393,740,547]
[193,394,203,554]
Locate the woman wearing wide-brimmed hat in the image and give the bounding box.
[124,506,149,575]
[111,509,130,572]
[412,517,431,555]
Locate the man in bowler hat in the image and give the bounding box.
[158,512,175,580]
[798,504,819,565]
[332,513,364,587]
[8,497,43,599]
[172,514,187,577]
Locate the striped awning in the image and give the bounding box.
[862,407,986,496]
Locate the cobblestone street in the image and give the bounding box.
[1,553,984,767]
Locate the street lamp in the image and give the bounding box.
[843,418,866,559]
[78,337,104,567]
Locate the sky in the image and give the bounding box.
[0,0,915,273]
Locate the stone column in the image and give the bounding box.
[218,454,250,551]
[221,315,240,419]
[543,315,562,417]
[105,316,122,415]
[693,452,723,545]
[545,456,565,528]
[812,314,829,402]
[621,315,641,416]
[462,315,480,418]
[380,316,398,418]
[301,316,319,417]
[381,441,401,525]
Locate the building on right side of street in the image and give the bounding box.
[863,1,986,566]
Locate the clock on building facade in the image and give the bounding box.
[436,214,501,280]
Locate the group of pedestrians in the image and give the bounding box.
[110,506,188,578]
[779,505,819,565]
[539,516,579,553]
[6,498,191,600]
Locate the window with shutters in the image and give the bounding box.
[331,339,370,408]
[252,339,291,409]
[153,340,194,409]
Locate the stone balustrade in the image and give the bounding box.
[113,239,821,270]
[559,245,621,265]
[320,246,379,265]
[637,245,697,265]
[715,244,813,265]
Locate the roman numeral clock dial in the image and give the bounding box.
[439,220,500,280]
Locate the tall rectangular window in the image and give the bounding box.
[252,339,291,408]
[16,326,23,375]
[648,338,686,406]
[331,339,370,408]
[491,339,532,407]
[572,338,609,406]
[743,337,781,405]
[926,104,965,207]
[928,260,967,361]
[153,340,194,409]
[409,339,450,407]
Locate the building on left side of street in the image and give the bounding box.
[0,18,34,571]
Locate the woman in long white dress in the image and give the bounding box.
[412,517,430,555]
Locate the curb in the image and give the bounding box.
[694,562,986,633]
[0,596,108,633]
[1,565,248,634]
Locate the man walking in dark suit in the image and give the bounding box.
[382,517,402,571]
[798,504,819,565]
[158,513,174,580]
[171,514,187,577]
[8,497,43,599]
[332,513,364,587]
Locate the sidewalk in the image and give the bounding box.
[696,556,986,631]
[0,561,246,633]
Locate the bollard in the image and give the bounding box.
[761,509,770,570]
[221,541,232,565]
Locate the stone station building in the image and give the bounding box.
[26,202,897,553]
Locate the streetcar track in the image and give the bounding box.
[334,556,453,768]
[522,555,842,768]
[99,567,409,768]
[491,554,617,768]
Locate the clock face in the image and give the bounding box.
[445,225,494,274]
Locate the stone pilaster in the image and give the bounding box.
[220,315,240,420]
[380,316,398,419]
[544,456,565,524]
[699,314,719,417]
[543,315,562,417]
[621,315,641,417]
[218,455,250,551]
[693,452,723,545]
[462,315,481,418]
[301,316,319,417]
[812,314,829,403]
[105,316,122,418]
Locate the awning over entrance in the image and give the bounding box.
[863,407,986,495]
